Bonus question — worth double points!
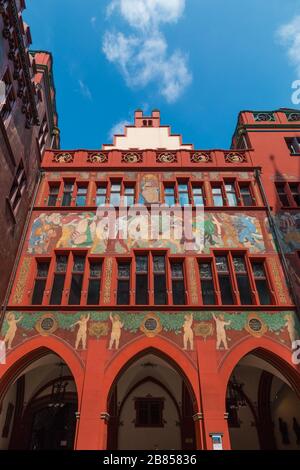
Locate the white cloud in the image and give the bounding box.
[109,119,131,139]
[103,0,192,102]
[277,15,300,76]
[107,0,185,30]
[78,79,92,100]
[91,16,97,27]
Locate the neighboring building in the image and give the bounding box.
[0,0,59,307]
[0,108,299,451]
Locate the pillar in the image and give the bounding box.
[75,338,109,450]
[196,338,231,450]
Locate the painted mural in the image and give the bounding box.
[275,212,300,253]
[27,212,265,255]
[138,174,160,204]
[1,311,299,362]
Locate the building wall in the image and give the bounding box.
[0,1,59,306]
[0,111,300,450]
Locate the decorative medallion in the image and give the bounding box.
[253,112,275,122]
[286,113,300,122]
[140,313,162,338]
[87,153,108,164]
[190,152,212,163]
[89,322,109,339]
[156,153,177,164]
[122,153,143,164]
[35,314,58,336]
[224,152,247,163]
[53,152,74,164]
[245,314,268,338]
[194,322,214,340]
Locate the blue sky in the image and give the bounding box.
[24,0,300,150]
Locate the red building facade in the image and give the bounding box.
[0,0,60,307]
[0,109,300,451]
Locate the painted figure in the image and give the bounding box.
[3,313,23,350]
[234,216,263,251]
[71,314,90,350]
[183,314,194,351]
[213,314,231,350]
[284,313,297,347]
[139,174,160,205]
[109,314,124,350]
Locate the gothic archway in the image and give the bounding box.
[0,344,80,450]
[107,348,200,451]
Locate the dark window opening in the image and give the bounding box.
[252,262,271,305]
[239,184,254,206]
[32,261,50,305]
[135,255,149,305]
[153,255,167,305]
[87,261,102,305]
[48,184,60,207]
[69,256,86,305]
[62,182,74,207]
[135,398,164,427]
[199,262,216,305]
[233,256,253,305]
[117,262,131,305]
[50,255,68,305]
[171,262,186,305]
[216,256,234,305]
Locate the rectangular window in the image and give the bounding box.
[286,137,300,155]
[212,185,225,206]
[276,183,289,207]
[153,255,167,305]
[225,183,238,207]
[192,185,205,206]
[87,260,102,305]
[289,183,300,207]
[32,261,50,305]
[96,184,107,206]
[178,183,190,206]
[0,69,15,121]
[76,185,88,207]
[233,256,253,305]
[239,184,254,207]
[135,398,164,427]
[124,185,135,206]
[215,255,234,305]
[9,161,27,213]
[50,255,68,305]
[110,182,121,206]
[199,262,216,305]
[171,262,186,305]
[252,262,271,305]
[117,262,131,305]
[48,184,60,207]
[164,185,176,206]
[62,181,74,207]
[135,255,149,305]
[69,255,86,305]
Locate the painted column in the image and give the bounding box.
[75,338,109,450]
[196,338,231,450]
